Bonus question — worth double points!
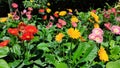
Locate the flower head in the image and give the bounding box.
[21,32,34,41]
[0,40,10,47]
[24,25,38,34]
[55,33,64,42]
[0,17,7,22]
[67,28,81,39]
[94,35,103,43]
[90,12,100,23]
[46,8,51,13]
[58,19,66,26]
[98,46,109,62]
[70,16,79,23]
[8,28,19,36]
[59,11,67,16]
[104,22,111,30]
[12,3,18,8]
[92,28,103,35]
[111,25,120,35]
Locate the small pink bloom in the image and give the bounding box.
[28,7,33,11]
[26,15,32,20]
[56,23,62,28]
[111,25,120,35]
[92,28,103,35]
[13,15,20,20]
[21,9,27,15]
[12,3,18,8]
[50,16,54,20]
[104,13,110,19]
[72,22,77,27]
[46,22,53,29]
[91,10,96,13]
[104,22,111,30]
[58,19,66,26]
[115,16,120,22]
[94,35,103,43]
[88,33,96,40]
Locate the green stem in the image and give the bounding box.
[8,0,12,12]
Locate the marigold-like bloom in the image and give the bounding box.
[111,25,120,35]
[90,12,100,23]
[94,23,99,28]
[54,11,59,18]
[55,33,64,42]
[0,40,10,47]
[38,9,45,13]
[0,17,7,22]
[98,46,109,62]
[21,32,34,41]
[71,16,79,23]
[8,28,19,36]
[59,11,67,16]
[46,8,51,13]
[24,25,38,34]
[67,28,81,39]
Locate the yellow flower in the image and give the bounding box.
[46,8,51,13]
[55,33,64,42]
[71,16,79,23]
[98,46,109,62]
[67,9,72,13]
[30,0,34,2]
[67,28,81,39]
[59,11,67,16]
[90,12,100,23]
[47,2,51,6]
[8,13,13,18]
[0,17,7,23]
[94,23,99,28]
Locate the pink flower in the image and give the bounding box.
[26,15,32,20]
[28,7,33,11]
[46,22,53,29]
[92,28,103,35]
[12,3,18,8]
[111,25,120,35]
[88,33,96,40]
[50,16,54,20]
[94,35,103,43]
[91,10,96,13]
[104,22,111,30]
[58,19,66,26]
[13,15,20,20]
[115,16,120,22]
[56,23,62,28]
[72,22,77,27]
[21,9,27,15]
[104,13,110,19]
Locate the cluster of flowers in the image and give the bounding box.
[8,22,38,41]
[89,28,104,43]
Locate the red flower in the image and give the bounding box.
[42,15,47,20]
[0,40,10,47]
[104,22,111,30]
[12,3,18,9]
[8,28,19,36]
[18,22,27,33]
[54,13,59,18]
[38,9,45,13]
[24,25,38,34]
[21,32,34,41]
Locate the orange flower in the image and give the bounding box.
[18,22,27,33]
[21,32,34,41]
[24,25,38,34]
[0,40,10,47]
[54,11,59,18]
[8,28,19,36]
[42,15,47,20]
[38,9,45,13]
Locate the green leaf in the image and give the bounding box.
[0,59,10,68]
[55,62,68,68]
[106,60,120,68]
[47,34,52,42]
[9,60,22,68]
[110,40,115,48]
[12,44,21,56]
[72,42,89,62]
[37,43,50,52]
[0,47,9,58]
[82,45,98,62]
